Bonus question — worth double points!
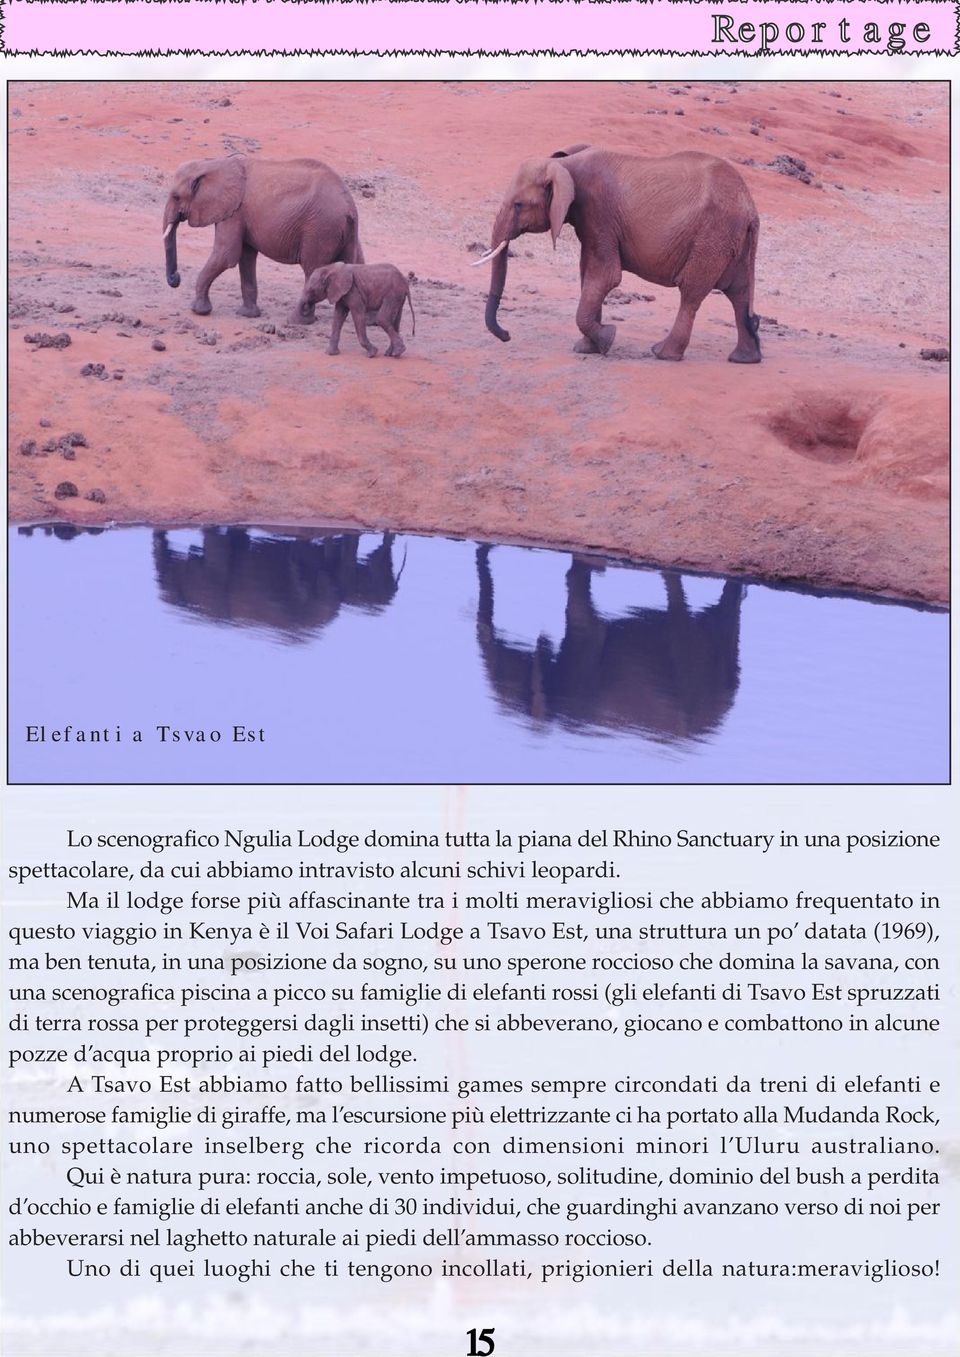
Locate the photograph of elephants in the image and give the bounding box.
[7,80,949,784]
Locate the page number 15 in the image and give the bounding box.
[467,1328,495,1356]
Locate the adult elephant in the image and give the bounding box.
[162,156,363,317]
[152,528,400,639]
[475,546,743,742]
[479,145,761,363]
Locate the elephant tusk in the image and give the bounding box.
[470,241,508,267]
[162,222,175,240]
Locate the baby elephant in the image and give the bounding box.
[299,262,416,358]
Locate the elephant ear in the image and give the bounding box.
[187,158,246,229]
[325,264,354,306]
[551,144,591,158]
[546,160,576,248]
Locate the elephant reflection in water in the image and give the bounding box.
[152,528,400,639]
[476,545,743,743]
[19,524,105,541]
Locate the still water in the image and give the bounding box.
[8,525,948,783]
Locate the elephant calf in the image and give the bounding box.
[298,262,416,358]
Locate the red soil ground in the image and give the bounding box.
[8,80,949,603]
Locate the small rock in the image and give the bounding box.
[54,481,78,499]
[80,362,107,378]
[217,96,232,106]
[63,431,88,447]
[256,323,276,335]
[41,439,58,453]
[55,303,75,313]
[39,418,51,427]
[19,440,37,456]
[25,331,71,349]
[86,488,107,504]
[769,154,813,185]
[61,445,76,460]
[151,339,167,351]
[113,371,124,379]
[920,347,949,362]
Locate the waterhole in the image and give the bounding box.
[8,525,947,783]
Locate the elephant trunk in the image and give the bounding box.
[162,201,181,288]
[484,207,513,343]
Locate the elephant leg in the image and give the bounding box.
[655,237,734,361]
[565,560,597,629]
[192,221,243,315]
[379,304,405,358]
[337,534,359,596]
[724,281,762,364]
[352,305,378,357]
[653,279,711,362]
[663,572,690,614]
[237,244,261,318]
[558,562,606,694]
[476,544,495,636]
[297,263,318,325]
[327,302,348,356]
[572,255,621,356]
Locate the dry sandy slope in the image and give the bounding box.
[8,81,949,603]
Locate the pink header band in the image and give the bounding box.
[2,0,957,56]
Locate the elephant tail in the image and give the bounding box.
[745,217,760,354]
[405,286,416,336]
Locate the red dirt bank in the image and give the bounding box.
[8,81,949,603]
